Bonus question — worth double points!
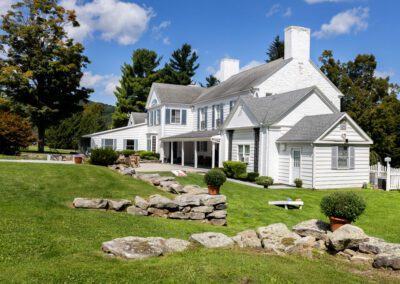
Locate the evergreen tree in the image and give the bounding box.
[112,49,161,127]
[266,35,284,62]
[0,0,92,152]
[201,75,220,88]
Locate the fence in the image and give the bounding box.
[370,161,400,191]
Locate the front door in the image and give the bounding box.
[291,149,301,181]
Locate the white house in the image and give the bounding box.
[83,26,373,189]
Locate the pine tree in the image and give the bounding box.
[266,35,284,62]
[201,75,220,87]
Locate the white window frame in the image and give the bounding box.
[102,139,115,149]
[214,105,222,128]
[199,108,206,130]
[125,139,136,150]
[171,109,181,124]
[238,144,250,163]
[151,135,157,153]
[156,109,160,125]
[337,146,349,169]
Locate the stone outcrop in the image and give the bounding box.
[256,223,301,253]
[190,232,234,248]
[328,224,368,251]
[73,198,108,209]
[107,199,132,211]
[108,164,136,176]
[232,230,262,248]
[292,219,329,241]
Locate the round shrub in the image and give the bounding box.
[247,172,260,182]
[294,178,303,188]
[223,161,247,178]
[204,168,227,187]
[255,176,274,188]
[90,148,118,166]
[320,192,366,222]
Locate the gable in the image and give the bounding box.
[224,104,258,129]
[319,118,369,143]
[146,91,159,109]
[275,91,336,126]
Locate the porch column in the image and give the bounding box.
[170,142,174,165]
[160,142,164,163]
[181,141,185,166]
[211,141,216,168]
[194,141,198,168]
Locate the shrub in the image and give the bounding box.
[255,176,274,188]
[223,161,247,178]
[136,150,160,160]
[204,168,227,187]
[0,112,35,154]
[294,178,303,188]
[320,192,366,222]
[90,148,118,166]
[118,150,137,157]
[237,173,248,180]
[247,172,260,182]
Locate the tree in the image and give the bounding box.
[319,50,400,166]
[0,0,92,152]
[112,49,161,127]
[162,43,199,85]
[201,75,220,88]
[266,35,284,62]
[0,112,35,154]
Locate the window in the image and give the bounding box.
[199,108,206,130]
[197,141,208,152]
[102,139,115,149]
[340,120,346,131]
[156,109,161,125]
[213,104,222,128]
[338,146,349,169]
[171,109,181,124]
[151,135,157,153]
[238,145,250,163]
[125,139,136,150]
[332,146,355,170]
[229,100,236,111]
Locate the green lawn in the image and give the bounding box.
[0,163,399,283]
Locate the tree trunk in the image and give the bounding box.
[38,126,45,153]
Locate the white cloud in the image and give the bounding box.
[152,21,171,33]
[266,4,292,18]
[0,0,15,16]
[283,7,292,17]
[162,37,171,45]
[266,4,280,17]
[152,20,171,45]
[60,0,154,45]
[81,72,120,97]
[374,70,395,79]
[313,7,369,39]
[305,0,350,3]
[210,59,264,81]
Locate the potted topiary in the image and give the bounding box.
[255,176,274,188]
[294,178,302,188]
[204,168,227,195]
[320,192,366,231]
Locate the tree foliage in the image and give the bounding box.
[201,75,220,88]
[0,0,92,152]
[266,35,284,62]
[0,112,35,154]
[319,50,400,166]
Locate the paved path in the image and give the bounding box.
[0,159,74,164]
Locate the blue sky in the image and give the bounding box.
[2,0,399,105]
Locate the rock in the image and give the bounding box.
[108,165,118,170]
[159,181,177,190]
[206,210,227,219]
[136,173,160,183]
[148,194,178,210]
[209,219,227,226]
[152,176,176,186]
[328,224,368,251]
[186,187,208,195]
[295,236,316,247]
[200,195,226,206]
[285,236,316,258]
[107,199,132,211]
[189,212,205,220]
[373,253,400,270]
[182,206,191,213]
[101,236,190,260]
[232,230,262,248]
[292,219,330,241]
[257,223,301,253]
[215,203,227,210]
[127,206,148,216]
[169,212,189,219]
[350,254,374,265]
[147,208,169,218]
[73,198,108,209]
[189,232,234,248]
[121,167,135,176]
[358,237,400,255]
[134,196,149,210]
[314,240,327,251]
[191,206,214,213]
[169,183,184,194]
[174,194,202,207]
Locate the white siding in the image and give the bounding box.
[225,104,258,129]
[232,129,255,172]
[162,105,195,137]
[314,145,370,189]
[321,119,367,143]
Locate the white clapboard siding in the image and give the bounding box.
[314,145,370,189]
[232,128,255,172]
[163,106,194,137]
[321,120,366,142]
[194,98,238,131]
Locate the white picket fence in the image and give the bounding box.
[370,162,400,191]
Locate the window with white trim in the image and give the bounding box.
[199,108,206,130]
[214,105,222,128]
[102,139,115,149]
[338,146,349,169]
[151,135,157,152]
[171,109,181,124]
[197,141,208,152]
[125,139,136,150]
[238,145,250,163]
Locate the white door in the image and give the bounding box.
[291,149,301,181]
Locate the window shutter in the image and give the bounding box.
[212,105,215,129]
[157,109,161,125]
[349,146,355,169]
[220,103,224,123]
[331,146,338,170]
[113,139,117,150]
[204,106,208,130]
[197,109,200,130]
[123,139,127,150]
[182,109,187,125]
[166,109,170,124]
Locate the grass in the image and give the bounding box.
[0,146,75,160]
[0,163,399,283]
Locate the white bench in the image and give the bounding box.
[268,200,304,210]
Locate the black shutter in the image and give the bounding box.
[182,109,187,125]
[212,105,215,129]
[254,128,260,173]
[197,109,200,130]
[166,109,170,124]
[204,106,208,130]
[228,130,234,161]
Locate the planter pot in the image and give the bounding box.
[74,156,83,164]
[329,216,351,231]
[207,185,220,195]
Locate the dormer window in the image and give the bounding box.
[340,120,346,131]
[151,99,157,107]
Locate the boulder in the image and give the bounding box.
[292,219,330,241]
[328,224,368,251]
[209,219,227,226]
[189,212,205,220]
[189,232,234,248]
[314,239,327,251]
[373,253,400,270]
[147,208,169,218]
[127,206,148,216]
[232,230,262,248]
[164,238,191,253]
[182,185,208,195]
[206,210,227,219]
[191,206,214,213]
[134,196,149,210]
[358,237,400,255]
[152,177,176,186]
[200,195,226,206]
[159,181,177,190]
[285,236,316,258]
[215,203,227,210]
[174,194,202,207]
[73,198,108,209]
[350,254,374,265]
[136,173,160,183]
[148,194,178,210]
[107,199,132,211]
[169,212,189,219]
[169,183,184,194]
[181,206,191,213]
[121,167,135,176]
[256,223,301,253]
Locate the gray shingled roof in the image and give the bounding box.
[131,112,146,124]
[193,58,292,103]
[152,83,205,104]
[161,130,219,140]
[277,113,346,142]
[240,86,337,125]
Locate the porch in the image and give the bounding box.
[160,130,220,169]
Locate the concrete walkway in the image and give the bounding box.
[0,159,74,164]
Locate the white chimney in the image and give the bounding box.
[284,26,310,61]
[220,58,240,81]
